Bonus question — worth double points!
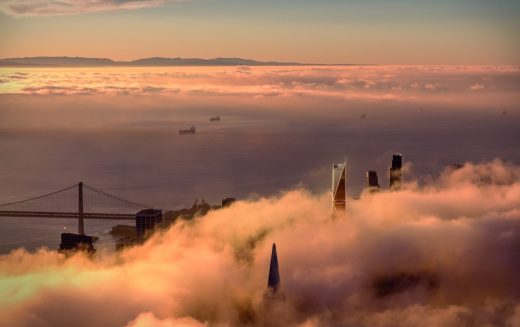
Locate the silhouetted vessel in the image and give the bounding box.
[179,126,196,134]
[209,116,221,122]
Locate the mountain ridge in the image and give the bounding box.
[0,56,332,67]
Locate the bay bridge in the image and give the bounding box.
[0,182,153,235]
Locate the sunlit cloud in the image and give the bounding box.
[0,66,518,102]
[0,160,519,326]
[0,0,182,17]
[469,84,485,91]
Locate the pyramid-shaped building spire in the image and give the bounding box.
[267,243,280,291]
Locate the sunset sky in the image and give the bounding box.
[0,0,518,64]
[1,2,520,327]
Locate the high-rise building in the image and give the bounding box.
[136,209,163,243]
[59,233,95,255]
[221,197,236,208]
[366,170,380,192]
[390,153,403,189]
[267,243,281,291]
[332,158,347,210]
[263,243,285,324]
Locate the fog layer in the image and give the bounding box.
[0,160,519,326]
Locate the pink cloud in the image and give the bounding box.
[0,160,519,326]
[0,0,180,17]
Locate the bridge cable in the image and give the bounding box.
[82,184,153,209]
[0,184,78,208]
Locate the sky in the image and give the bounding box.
[0,0,519,64]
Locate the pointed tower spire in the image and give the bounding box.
[267,243,281,291]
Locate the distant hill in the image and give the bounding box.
[129,57,301,66]
[0,56,116,67]
[0,56,307,67]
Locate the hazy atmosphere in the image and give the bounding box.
[1,1,519,327]
[1,0,519,64]
[1,65,519,209]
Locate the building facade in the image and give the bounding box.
[136,208,163,243]
[263,243,286,325]
[332,160,346,210]
[59,233,95,255]
[366,170,380,192]
[390,153,403,189]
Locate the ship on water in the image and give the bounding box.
[209,115,221,122]
[179,126,196,134]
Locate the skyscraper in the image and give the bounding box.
[390,153,403,189]
[332,158,347,210]
[59,233,95,255]
[267,243,281,292]
[366,170,380,192]
[263,243,285,325]
[221,197,236,208]
[136,208,163,243]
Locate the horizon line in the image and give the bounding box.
[0,56,517,67]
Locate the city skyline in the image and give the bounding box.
[1,1,519,326]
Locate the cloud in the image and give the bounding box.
[1,66,519,103]
[0,160,519,326]
[469,83,485,91]
[125,313,207,327]
[0,0,180,17]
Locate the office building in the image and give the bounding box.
[366,170,380,192]
[332,159,347,210]
[59,233,95,255]
[136,208,163,243]
[263,243,286,325]
[390,153,403,189]
[221,197,236,208]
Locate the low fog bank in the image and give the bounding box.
[0,160,519,326]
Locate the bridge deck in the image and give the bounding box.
[0,211,135,220]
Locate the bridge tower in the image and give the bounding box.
[78,182,84,235]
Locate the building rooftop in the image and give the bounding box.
[136,208,162,215]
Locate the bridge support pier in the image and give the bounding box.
[78,182,84,235]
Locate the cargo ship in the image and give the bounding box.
[209,116,221,122]
[179,126,196,134]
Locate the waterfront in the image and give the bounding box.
[0,217,122,254]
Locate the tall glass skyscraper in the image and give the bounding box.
[332,159,346,210]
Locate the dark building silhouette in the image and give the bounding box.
[366,170,380,192]
[267,243,281,291]
[332,158,347,210]
[59,233,95,255]
[264,243,285,302]
[115,236,137,252]
[390,153,403,189]
[263,243,286,325]
[221,197,236,208]
[136,209,163,243]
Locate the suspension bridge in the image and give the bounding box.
[0,182,153,235]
